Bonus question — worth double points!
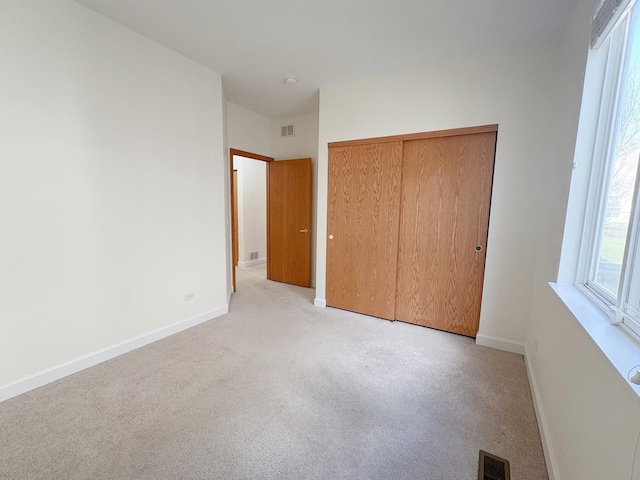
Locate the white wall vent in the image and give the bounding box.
[281,124,295,137]
[591,0,636,48]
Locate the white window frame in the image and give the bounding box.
[578,4,640,341]
[619,170,640,337]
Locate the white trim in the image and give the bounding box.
[238,258,266,268]
[475,333,525,355]
[314,298,326,308]
[550,282,640,400]
[0,306,228,404]
[578,20,628,286]
[525,348,560,480]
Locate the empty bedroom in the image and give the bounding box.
[1,0,639,479]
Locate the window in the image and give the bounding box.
[581,2,640,337]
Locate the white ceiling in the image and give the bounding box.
[74,0,578,119]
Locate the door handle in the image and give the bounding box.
[299,228,309,234]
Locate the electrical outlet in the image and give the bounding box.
[250,251,259,260]
[534,339,539,353]
[184,292,195,302]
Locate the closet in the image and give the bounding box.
[326,125,497,337]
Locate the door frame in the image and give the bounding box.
[230,148,274,292]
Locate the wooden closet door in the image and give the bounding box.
[395,132,496,337]
[326,142,402,320]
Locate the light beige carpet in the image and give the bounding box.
[0,265,547,479]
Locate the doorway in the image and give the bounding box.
[230,149,272,292]
[230,149,313,292]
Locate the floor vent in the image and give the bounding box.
[478,450,510,480]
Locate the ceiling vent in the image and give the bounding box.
[281,124,295,137]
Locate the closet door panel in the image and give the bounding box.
[395,132,496,336]
[326,142,402,320]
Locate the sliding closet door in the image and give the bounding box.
[326,142,402,320]
[395,132,496,336]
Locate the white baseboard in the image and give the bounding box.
[314,298,326,308]
[525,347,560,480]
[475,333,525,355]
[0,306,228,404]
[238,258,266,268]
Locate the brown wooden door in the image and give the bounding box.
[394,132,496,336]
[326,142,403,319]
[268,158,312,287]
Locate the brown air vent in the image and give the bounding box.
[478,450,510,480]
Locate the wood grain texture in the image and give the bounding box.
[229,148,274,163]
[268,158,312,287]
[394,132,496,337]
[328,124,498,148]
[326,142,403,320]
[266,162,271,280]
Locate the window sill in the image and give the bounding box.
[550,282,640,401]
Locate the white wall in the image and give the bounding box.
[235,156,267,264]
[315,39,561,346]
[272,113,320,283]
[0,0,227,389]
[526,287,640,479]
[524,0,640,478]
[272,113,320,161]
[222,93,232,302]
[226,102,273,157]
